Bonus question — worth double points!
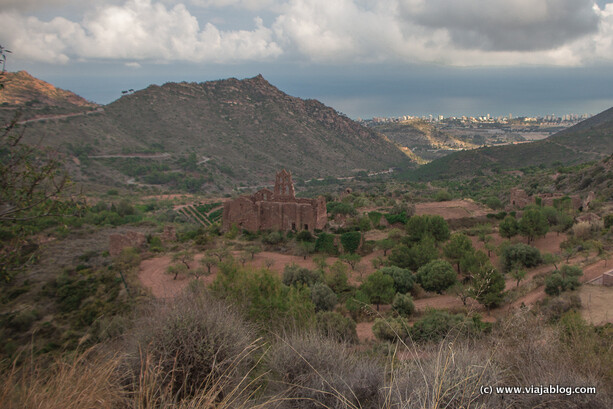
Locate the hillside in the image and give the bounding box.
[410,106,613,180]
[369,119,475,161]
[16,74,411,191]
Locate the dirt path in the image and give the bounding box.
[16,107,104,124]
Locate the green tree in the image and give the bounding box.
[500,242,542,273]
[340,231,361,254]
[443,233,474,273]
[406,215,450,243]
[509,265,527,287]
[296,241,315,260]
[499,215,519,239]
[416,259,458,294]
[340,253,361,270]
[200,252,218,274]
[166,263,189,280]
[379,266,414,294]
[325,260,349,294]
[519,208,549,243]
[361,270,395,310]
[377,238,395,256]
[244,244,262,260]
[470,267,506,310]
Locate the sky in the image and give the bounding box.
[2,0,613,119]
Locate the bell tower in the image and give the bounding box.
[273,169,295,200]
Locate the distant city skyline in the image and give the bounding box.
[2,1,613,120]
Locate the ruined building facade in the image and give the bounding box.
[222,170,327,232]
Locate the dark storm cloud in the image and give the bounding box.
[401,0,600,51]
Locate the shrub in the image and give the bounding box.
[340,231,361,254]
[266,332,383,408]
[263,231,284,245]
[486,196,503,210]
[311,283,337,312]
[604,214,613,229]
[416,260,458,294]
[345,289,370,321]
[544,265,583,296]
[500,243,542,273]
[372,317,410,342]
[540,293,582,322]
[282,264,321,287]
[326,201,357,216]
[392,293,415,317]
[435,189,452,201]
[314,232,337,255]
[296,230,315,242]
[130,289,257,397]
[315,311,358,343]
[410,310,476,342]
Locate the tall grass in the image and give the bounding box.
[2,290,611,409]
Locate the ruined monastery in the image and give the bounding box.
[222,170,327,232]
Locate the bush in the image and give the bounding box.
[345,289,370,321]
[266,332,383,408]
[263,231,284,245]
[500,243,542,273]
[416,260,458,294]
[499,215,518,238]
[315,311,358,343]
[540,293,582,322]
[311,283,338,312]
[314,232,337,255]
[435,189,452,201]
[372,317,410,342]
[282,264,321,287]
[130,289,257,397]
[544,265,583,296]
[296,230,315,242]
[409,310,491,343]
[326,201,357,216]
[340,231,361,254]
[392,293,415,317]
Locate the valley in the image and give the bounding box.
[1,71,612,409]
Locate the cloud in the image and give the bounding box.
[0,0,282,63]
[125,61,142,68]
[2,0,613,67]
[398,0,600,52]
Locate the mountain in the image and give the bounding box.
[368,119,475,162]
[0,70,96,108]
[12,74,411,191]
[410,106,613,180]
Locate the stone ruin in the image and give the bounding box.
[109,231,146,257]
[222,169,327,232]
[508,188,591,211]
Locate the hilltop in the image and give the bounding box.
[410,106,613,180]
[15,74,411,191]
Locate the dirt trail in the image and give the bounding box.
[16,107,104,124]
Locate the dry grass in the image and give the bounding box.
[2,294,611,409]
